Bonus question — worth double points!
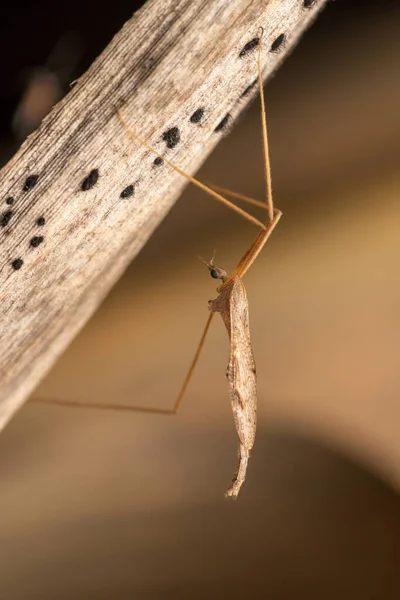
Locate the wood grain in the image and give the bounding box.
[0,0,326,429]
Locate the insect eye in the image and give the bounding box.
[210,269,219,279]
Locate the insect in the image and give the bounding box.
[34,28,282,499]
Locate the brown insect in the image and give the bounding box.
[34,28,282,499]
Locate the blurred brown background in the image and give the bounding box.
[1,0,400,598]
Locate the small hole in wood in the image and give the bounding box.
[190,108,204,124]
[270,33,285,52]
[153,157,164,167]
[303,0,316,7]
[239,38,259,58]
[81,169,99,191]
[30,236,44,248]
[6,197,14,205]
[162,127,180,149]
[120,184,135,199]
[37,216,46,226]
[12,258,23,270]
[1,210,13,227]
[23,174,39,191]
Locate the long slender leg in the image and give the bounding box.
[204,30,274,222]
[117,27,277,236]
[203,183,270,211]
[223,27,280,282]
[232,209,282,280]
[172,311,214,414]
[32,312,215,414]
[203,29,275,220]
[117,111,266,232]
[119,27,274,229]
[258,26,274,223]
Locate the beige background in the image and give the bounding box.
[1,4,400,598]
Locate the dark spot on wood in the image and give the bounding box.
[6,197,14,205]
[153,157,164,166]
[37,216,46,226]
[23,174,39,191]
[303,0,316,7]
[120,184,134,199]
[239,37,259,58]
[241,79,257,97]
[12,258,23,270]
[214,113,231,133]
[190,108,204,124]
[1,210,13,227]
[270,34,285,52]
[252,367,256,374]
[30,236,44,248]
[162,127,180,149]
[81,169,99,191]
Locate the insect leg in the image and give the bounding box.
[172,311,214,414]
[203,183,270,211]
[118,26,277,235]
[31,312,215,414]
[218,28,281,284]
[117,110,267,232]
[30,396,176,414]
[231,208,282,281]
[258,27,274,223]
[207,26,275,223]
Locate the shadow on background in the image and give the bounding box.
[1,426,400,599]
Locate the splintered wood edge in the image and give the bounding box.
[0,0,327,430]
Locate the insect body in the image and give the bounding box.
[205,261,257,498]
[198,202,280,497]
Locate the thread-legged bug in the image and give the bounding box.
[34,28,282,499]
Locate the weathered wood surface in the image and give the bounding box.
[0,0,326,430]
